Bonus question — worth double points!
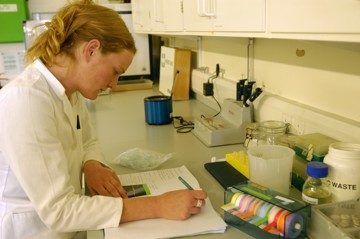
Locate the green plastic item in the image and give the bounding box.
[0,0,29,43]
[295,133,338,162]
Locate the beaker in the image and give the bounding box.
[247,145,295,195]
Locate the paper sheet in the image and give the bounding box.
[119,165,200,196]
[105,166,227,239]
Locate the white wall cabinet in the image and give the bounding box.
[151,0,183,32]
[182,0,265,32]
[131,0,152,32]
[132,0,183,33]
[268,0,360,34]
[131,0,360,42]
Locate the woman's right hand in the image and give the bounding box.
[156,189,207,220]
[120,189,207,223]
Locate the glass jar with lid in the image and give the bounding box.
[245,120,289,148]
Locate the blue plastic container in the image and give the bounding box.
[144,95,172,125]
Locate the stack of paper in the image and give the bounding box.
[105,166,227,239]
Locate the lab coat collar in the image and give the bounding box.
[33,59,79,132]
[33,59,66,99]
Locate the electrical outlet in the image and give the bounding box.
[282,114,305,135]
[220,68,225,77]
[291,118,305,135]
[282,114,292,124]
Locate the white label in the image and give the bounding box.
[0,4,18,12]
[328,176,360,202]
[275,195,295,204]
[302,193,319,205]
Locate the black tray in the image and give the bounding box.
[204,161,248,189]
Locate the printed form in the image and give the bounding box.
[105,165,227,239]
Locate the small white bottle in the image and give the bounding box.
[302,162,332,205]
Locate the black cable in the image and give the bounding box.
[170,70,180,100]
[207,74,217,84]
[207,64,220,84]
[202,63,222,119]
[172,116,194,133]
[200,95,222,120]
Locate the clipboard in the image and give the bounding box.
[204,161,248,189]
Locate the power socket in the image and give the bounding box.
[203,82,214,96]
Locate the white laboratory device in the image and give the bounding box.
[192,99,252,147]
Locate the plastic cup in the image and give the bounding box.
[247,145,295,195]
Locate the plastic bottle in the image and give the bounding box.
[323,142,360,202]
[302,162,332,205]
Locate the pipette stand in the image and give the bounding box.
[192,99,252,147]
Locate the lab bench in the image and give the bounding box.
[86,87,255,239]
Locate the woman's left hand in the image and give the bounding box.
[83,160,128,198]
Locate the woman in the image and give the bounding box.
[0,1,207,238]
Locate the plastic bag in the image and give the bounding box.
[114,148,174,171]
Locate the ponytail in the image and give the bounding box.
[25,0,136,66]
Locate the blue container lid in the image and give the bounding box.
[307,161,328,178]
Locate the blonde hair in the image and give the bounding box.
[25,0,136,65]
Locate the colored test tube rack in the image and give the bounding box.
[222,181,310,239]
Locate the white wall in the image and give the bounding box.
[254,39,360,122]
[27,0,67,14]
[167,36,360,121]
[27,0,121,14]
[164,36,360,142]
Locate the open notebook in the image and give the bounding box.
[105,166,227,239]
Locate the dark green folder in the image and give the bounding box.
[204,161,248,189]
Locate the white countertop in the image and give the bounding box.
[86,87,254,239]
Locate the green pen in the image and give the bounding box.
[178,176,194,190]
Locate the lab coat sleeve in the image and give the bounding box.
[0,82,123,231]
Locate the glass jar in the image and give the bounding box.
[302,162,332,205]
[245,120,289,148]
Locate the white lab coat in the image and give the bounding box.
[0,60,123,239]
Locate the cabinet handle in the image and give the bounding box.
[197,0,216,17]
